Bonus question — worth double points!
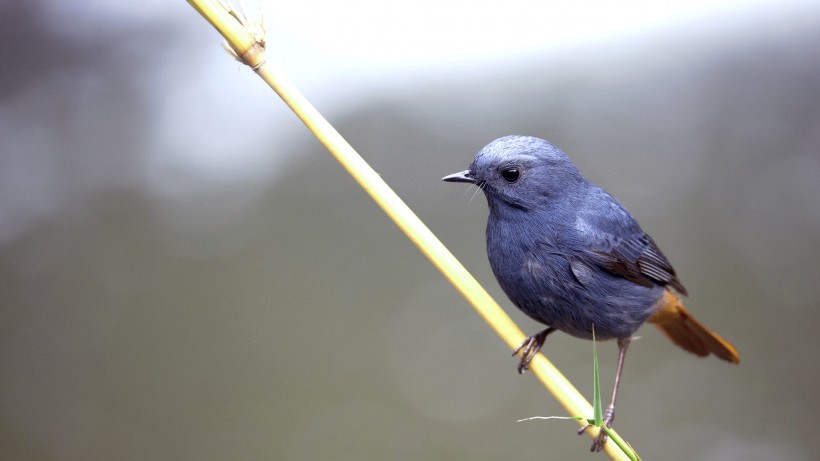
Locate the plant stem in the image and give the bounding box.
[186,2,633,459]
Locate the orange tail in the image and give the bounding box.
[648,290,739,364]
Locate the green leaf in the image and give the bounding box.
[592,324,603,427]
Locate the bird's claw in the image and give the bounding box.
[512,336,539,373]
[577,406,615,452]
[512,328,554,374]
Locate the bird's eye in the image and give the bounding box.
[500,167,520,183]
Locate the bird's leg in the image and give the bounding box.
[578,337,631,452]
[512,327,556,374]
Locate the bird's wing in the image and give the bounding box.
[585,232,687,295]
[575,189,688,295]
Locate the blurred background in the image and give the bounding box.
[2,0,819,459]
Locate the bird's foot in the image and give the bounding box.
[512,328,554,374]
[577,405,615,452]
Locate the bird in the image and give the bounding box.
[442,135,739,452]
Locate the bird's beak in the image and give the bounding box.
[441,169,476,184]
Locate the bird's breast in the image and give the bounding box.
[485,213,660,339]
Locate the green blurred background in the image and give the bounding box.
[2,1,819,459]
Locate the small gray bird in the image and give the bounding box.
[443,135,738,452]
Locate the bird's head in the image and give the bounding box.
[442,135,585,211]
